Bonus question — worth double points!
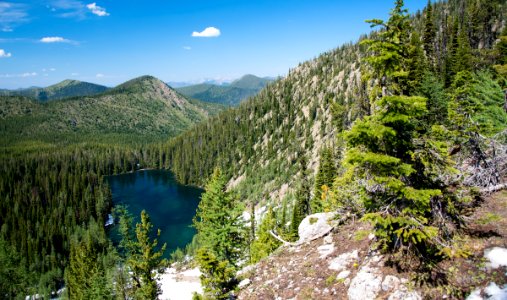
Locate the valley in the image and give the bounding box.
[0,0,507,299]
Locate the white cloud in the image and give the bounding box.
[71,72,79,76]
[40,36,69,43]
[96,73,104,78]
[21,72,37,77]
[192,27,220,38]
[183,46,192,50]
[0,49,12,57]
[86,2,109,16]
[50,68,56,71]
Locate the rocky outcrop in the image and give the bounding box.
[298,212,338,243]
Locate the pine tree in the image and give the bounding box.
[117,209,167,299]
[195,249,237,300]
[128,210,166,299]
[250,207,281,263]
[361,0,412,97]
[444,19,459,86]
[423,0,436,67]
[337,0,456,255]
[493,26,507,86]
[453,25,474,75]
[290,155,311,239]
[406,31,427,94]
[193,169,247,298]
[419,71,448,126]
[65,221,113,300]
[311,147,336,213]
[192,168,247,267]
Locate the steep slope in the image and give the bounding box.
[176,74,273,106]
[0,76,222,146]
[238,190,507,299]
[0,79,109,101]
[164,0,507,206]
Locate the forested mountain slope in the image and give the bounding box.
[0,79,109,101]
[176,74,273,106]
[0,76,223,147]
[163,0,507,207]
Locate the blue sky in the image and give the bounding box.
[0,0,428,89]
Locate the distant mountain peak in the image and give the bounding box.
[0,79,109,101]
[112,75,171,93]
[176,74,274,106]
[230,74,273,90]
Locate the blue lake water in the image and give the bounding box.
[106,170,203,257]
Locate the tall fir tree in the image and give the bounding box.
[192,168,247,299]
[117,209,167,300]
[493,25,507,87]
[311,147,336,213]
[423,0,436,67]
[337,0,457,255]
[361,0,412,98]
[290,155,311,239]
[193,168,247,267]
[453,25,474,75]
[65,220,113,300]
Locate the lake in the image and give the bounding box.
[106,170,203,258]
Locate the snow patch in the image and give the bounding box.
[467,282,507,300]
[158,267,202,300]
[485,247,507,269]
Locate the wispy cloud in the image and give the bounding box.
[49,1,109,19]
[192,27,221,38]
[40,36,78,45]
[86,2,109,16]
[183,46,192,50]
[71,72,79,76]
[96,73,104,78]
[40,36,66,43]
[49,0,86,18]
[0,2,29,31]
[0,72,37,78]
[0,49,12,58]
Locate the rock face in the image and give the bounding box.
[298,212,337,243]
[347,255,383,300]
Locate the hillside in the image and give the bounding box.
[0,79,109,101]
[0,76,223,147]
[163,0,507,209]
[176,74,273,106]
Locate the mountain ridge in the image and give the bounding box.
[0,79,109,101]
[176,74,273,106]
[0,75,223,146]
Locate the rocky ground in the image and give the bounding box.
[237,191,507,300]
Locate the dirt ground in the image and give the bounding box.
[237,190,507,300]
